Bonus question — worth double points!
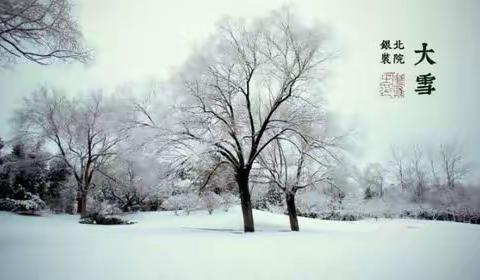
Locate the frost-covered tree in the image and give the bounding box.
[14,88,128,216]
[410,145,427,202]
[389,143,472,201]
[439,143,470,189]
[200,191,223,215]
[2,148,75,213]
[162,192,199,215]
[220,192,239,212]
[362,163,384,199]
[258,137,340,231]
[0,0,91,66]
[0,141,48,199]
[96,159,153,212]
[390,146,409,191]
[0,140,53,213]
[160,8,332,232]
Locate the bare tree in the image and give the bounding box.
[160,9,331,232]
[0,0,90,66]
[97,159,150,212]
[440,143,470,189]
[14,88,127,216]
[390,145,407,191]
[258,137,338,231]
[410,145,426,202]
[427,149,440,186]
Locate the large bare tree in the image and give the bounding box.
[0,0,90,65]
[163,9,331,232]
[14,88,127,216]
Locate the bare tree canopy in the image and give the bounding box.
[257,134,342,231]
[389,142,472,197]
[0,0,91,65]
[440,142,470,189]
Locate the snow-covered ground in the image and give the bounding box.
[1,207,479,280]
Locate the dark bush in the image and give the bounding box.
[298,209,480,225]
[0,192,47,214]
[79,213,134,225]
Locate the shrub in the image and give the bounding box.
[0,192,47,214]
[79,213,134,225]
[161,193,199,215]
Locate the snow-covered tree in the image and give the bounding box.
[95,158,154,212]
[390,145,409,191]
[200,191,223,215]
[439,142,470,189]
[258,132,342,231]
[0,0,91,66]
[362,163,384,199]
[155,8,332,232]
[162,192,199,215]
[14,88,128,216]
[0,141,48,199]
[410,145,427,202]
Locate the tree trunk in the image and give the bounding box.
[286,192,299,231]
[77,192,87,217]
[236,168,255,232]
[76,193,82,214]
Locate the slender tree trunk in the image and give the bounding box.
[236,168,254,232]
[285,191,299,231]
[76,192,82,214]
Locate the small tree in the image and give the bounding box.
[161,192,199,215]
[97,159,150,212]
[390,146,407,191]
[258,136,339,231]
[439,143,470,189]
[200,191,223,215]
[362,163,384,199]
[410,145,427,202]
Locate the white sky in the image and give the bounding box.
[1,0,479,180]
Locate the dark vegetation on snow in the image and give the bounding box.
[79,213,134,225]
[298,209,480,224]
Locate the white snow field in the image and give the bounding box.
[1,207,479,280]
